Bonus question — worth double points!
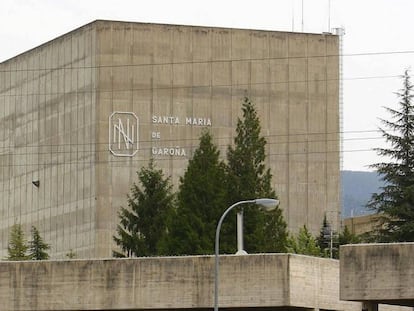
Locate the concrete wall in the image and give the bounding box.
[340,243,414,306]
[0,254,360,311]
[0,23,97,259]
[0,20,340,259]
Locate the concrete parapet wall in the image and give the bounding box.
[0,254,360,311]
[340,243,414,306]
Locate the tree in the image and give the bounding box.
[316,215,338,258]
[6,224,29,261]
[316,215,330,253]
[164,131,228,255]
[367,70,414,242]
[226,96,288,253]
[338,226,360,245]
[113,159,174,257]
[28,226,50,260]
[287,225,321,256]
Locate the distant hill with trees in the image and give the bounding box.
[341,170,384,218]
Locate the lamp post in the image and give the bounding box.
[214,198,279,311]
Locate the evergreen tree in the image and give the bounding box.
[287,225,321,257]
[367,70,414,242]
[6,224,29,261]
[316,215,330,253]
[164,131,228,255]
[316,215,338,258]
[28,226,50,260]
[226,96,288,253]
[113,159,174,257]
[338,226,360,245]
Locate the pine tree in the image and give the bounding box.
[287,225,321,256]
[226,96,288,253]
[338,226,360,245]
[113,159,174,257]
[165,131,228,255]
[6,224,29,261]
[28,226,50,260]
[367,70,414,242]
[316,215,330,253]
[316,215,338,258]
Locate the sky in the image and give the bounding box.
[1,0,413,172]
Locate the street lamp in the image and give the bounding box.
[214,198,280,311]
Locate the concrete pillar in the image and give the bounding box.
[362,302,378,311]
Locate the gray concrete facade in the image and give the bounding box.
[0,254,361,311]
[0,20,340,259]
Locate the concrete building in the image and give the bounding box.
[343,214,381,236]
[0,20,340,259]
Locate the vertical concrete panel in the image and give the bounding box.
[268,32,289,218]
[325,35,340,229]
[306,35,329,231]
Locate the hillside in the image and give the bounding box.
[341,170,384,218]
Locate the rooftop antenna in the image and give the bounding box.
[301,0,304,32]
[328,0,331,31]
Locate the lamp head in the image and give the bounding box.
[255,198,279,212]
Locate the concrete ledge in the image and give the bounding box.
[340,243,414,306]
[0,254,360,311]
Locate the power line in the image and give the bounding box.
[0,147,377,168]
[2,49,414,73]
[0,73,406,98]
[0,129,385,152]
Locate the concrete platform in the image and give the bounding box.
[340,243,414,307]
[0,253,360,311]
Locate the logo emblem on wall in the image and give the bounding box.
[109,112,139,157]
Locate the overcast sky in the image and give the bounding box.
[1,0,413,171]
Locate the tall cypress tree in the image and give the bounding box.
[164,131,228,255]
[367,70,414,242]
[226,97,287,253]
[113,159,174,257]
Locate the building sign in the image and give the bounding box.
[109,111,211,157]
[150,115,212,157]
[109,112,139,157]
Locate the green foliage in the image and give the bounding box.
[7,224,29,261]
[367,70,414,242]
[338,226,361,245]
[28,226,50,260]
[287,225,321,256]
[226,97,288,253]
[316,215,339,258]
[164,131,228,255]
[113,159,174,257]
[316,214,329,251]
[114,97,289,256]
